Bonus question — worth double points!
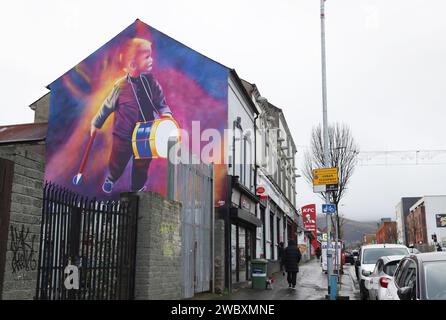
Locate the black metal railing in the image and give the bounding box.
[35,182,138,300]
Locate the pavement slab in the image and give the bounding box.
[224,258,360,300]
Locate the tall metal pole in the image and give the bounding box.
[320,0,334,299]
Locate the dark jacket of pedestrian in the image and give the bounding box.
[315,246,321,258]
[283,240,302,272]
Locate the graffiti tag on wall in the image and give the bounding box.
[160,222,177,257]
[10,224,37,273]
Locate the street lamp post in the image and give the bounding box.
[320,0,335,299]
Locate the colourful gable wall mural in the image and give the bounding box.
[46,20,228,203]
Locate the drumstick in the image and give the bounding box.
[72,131,97,186]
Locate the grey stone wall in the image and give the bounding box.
[0,144,45,300]
[129,191,182,300]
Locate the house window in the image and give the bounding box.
[277,161,281,186]
[244,138,252,191]
[233,128,242,178]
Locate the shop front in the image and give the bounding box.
[230,207,262,285]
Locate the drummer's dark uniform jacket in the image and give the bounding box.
[92,73,172,140]
[91,73,172,190]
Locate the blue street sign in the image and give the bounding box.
[322,204,336,214]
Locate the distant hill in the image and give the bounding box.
[316,215,378,244]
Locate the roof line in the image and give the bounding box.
[47,18,232,88]
[0,122,48,128]
[229,69,259,115]
[137,19,231,71]
[28,92,50,110]
[0,138,46,145]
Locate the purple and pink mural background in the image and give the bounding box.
[45,20,229,203]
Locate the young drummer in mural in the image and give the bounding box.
[91,38,173,193]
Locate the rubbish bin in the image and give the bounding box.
[251,258,268,289]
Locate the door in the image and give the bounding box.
[238,226,246,282]
[388,259,408,300]
[0,158,14,298]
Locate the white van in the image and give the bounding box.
[356,244,410,300]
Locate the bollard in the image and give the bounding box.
[330,275,338,300]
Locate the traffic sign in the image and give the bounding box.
[313,168,338,185]
[313,184,339,193]
[256,186,268,199]
[326,184,338,192]
[322,204,336,214]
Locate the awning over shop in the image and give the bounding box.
[230,207,262,227]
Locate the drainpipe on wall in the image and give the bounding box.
[232,119,236,176]
[254,112,259,258]
[211,163,215,293]
[225,175,233,293]
[227,118,240,292]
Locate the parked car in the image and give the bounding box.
[408,247,420,254]
[355,244,410,300]
[387,252,446,300]
[352,250,359,278]
[364,255,405,300]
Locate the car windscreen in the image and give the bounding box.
[424,261,446,300]
[384,260,400,276]
[362,248,409,265]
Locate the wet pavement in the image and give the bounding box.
[219,258,360,300]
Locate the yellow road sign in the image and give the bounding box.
[313,167,338,185]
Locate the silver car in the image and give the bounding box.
[387,252,446,300]
[364,255,405,300]
[356,244,410,300]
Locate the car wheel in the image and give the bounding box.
[360,288,367,300]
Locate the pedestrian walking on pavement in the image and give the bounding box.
[278,242,285,276]
[283,240,301,289]
[315,246,321,261]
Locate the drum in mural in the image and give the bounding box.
[131,117,180,159]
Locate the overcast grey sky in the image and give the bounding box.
[1,0,446,221]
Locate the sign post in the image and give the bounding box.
[319,0,336,300]
[312,165,339,298]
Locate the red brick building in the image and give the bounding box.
[376,221,397,244]
[406,204,428,246]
